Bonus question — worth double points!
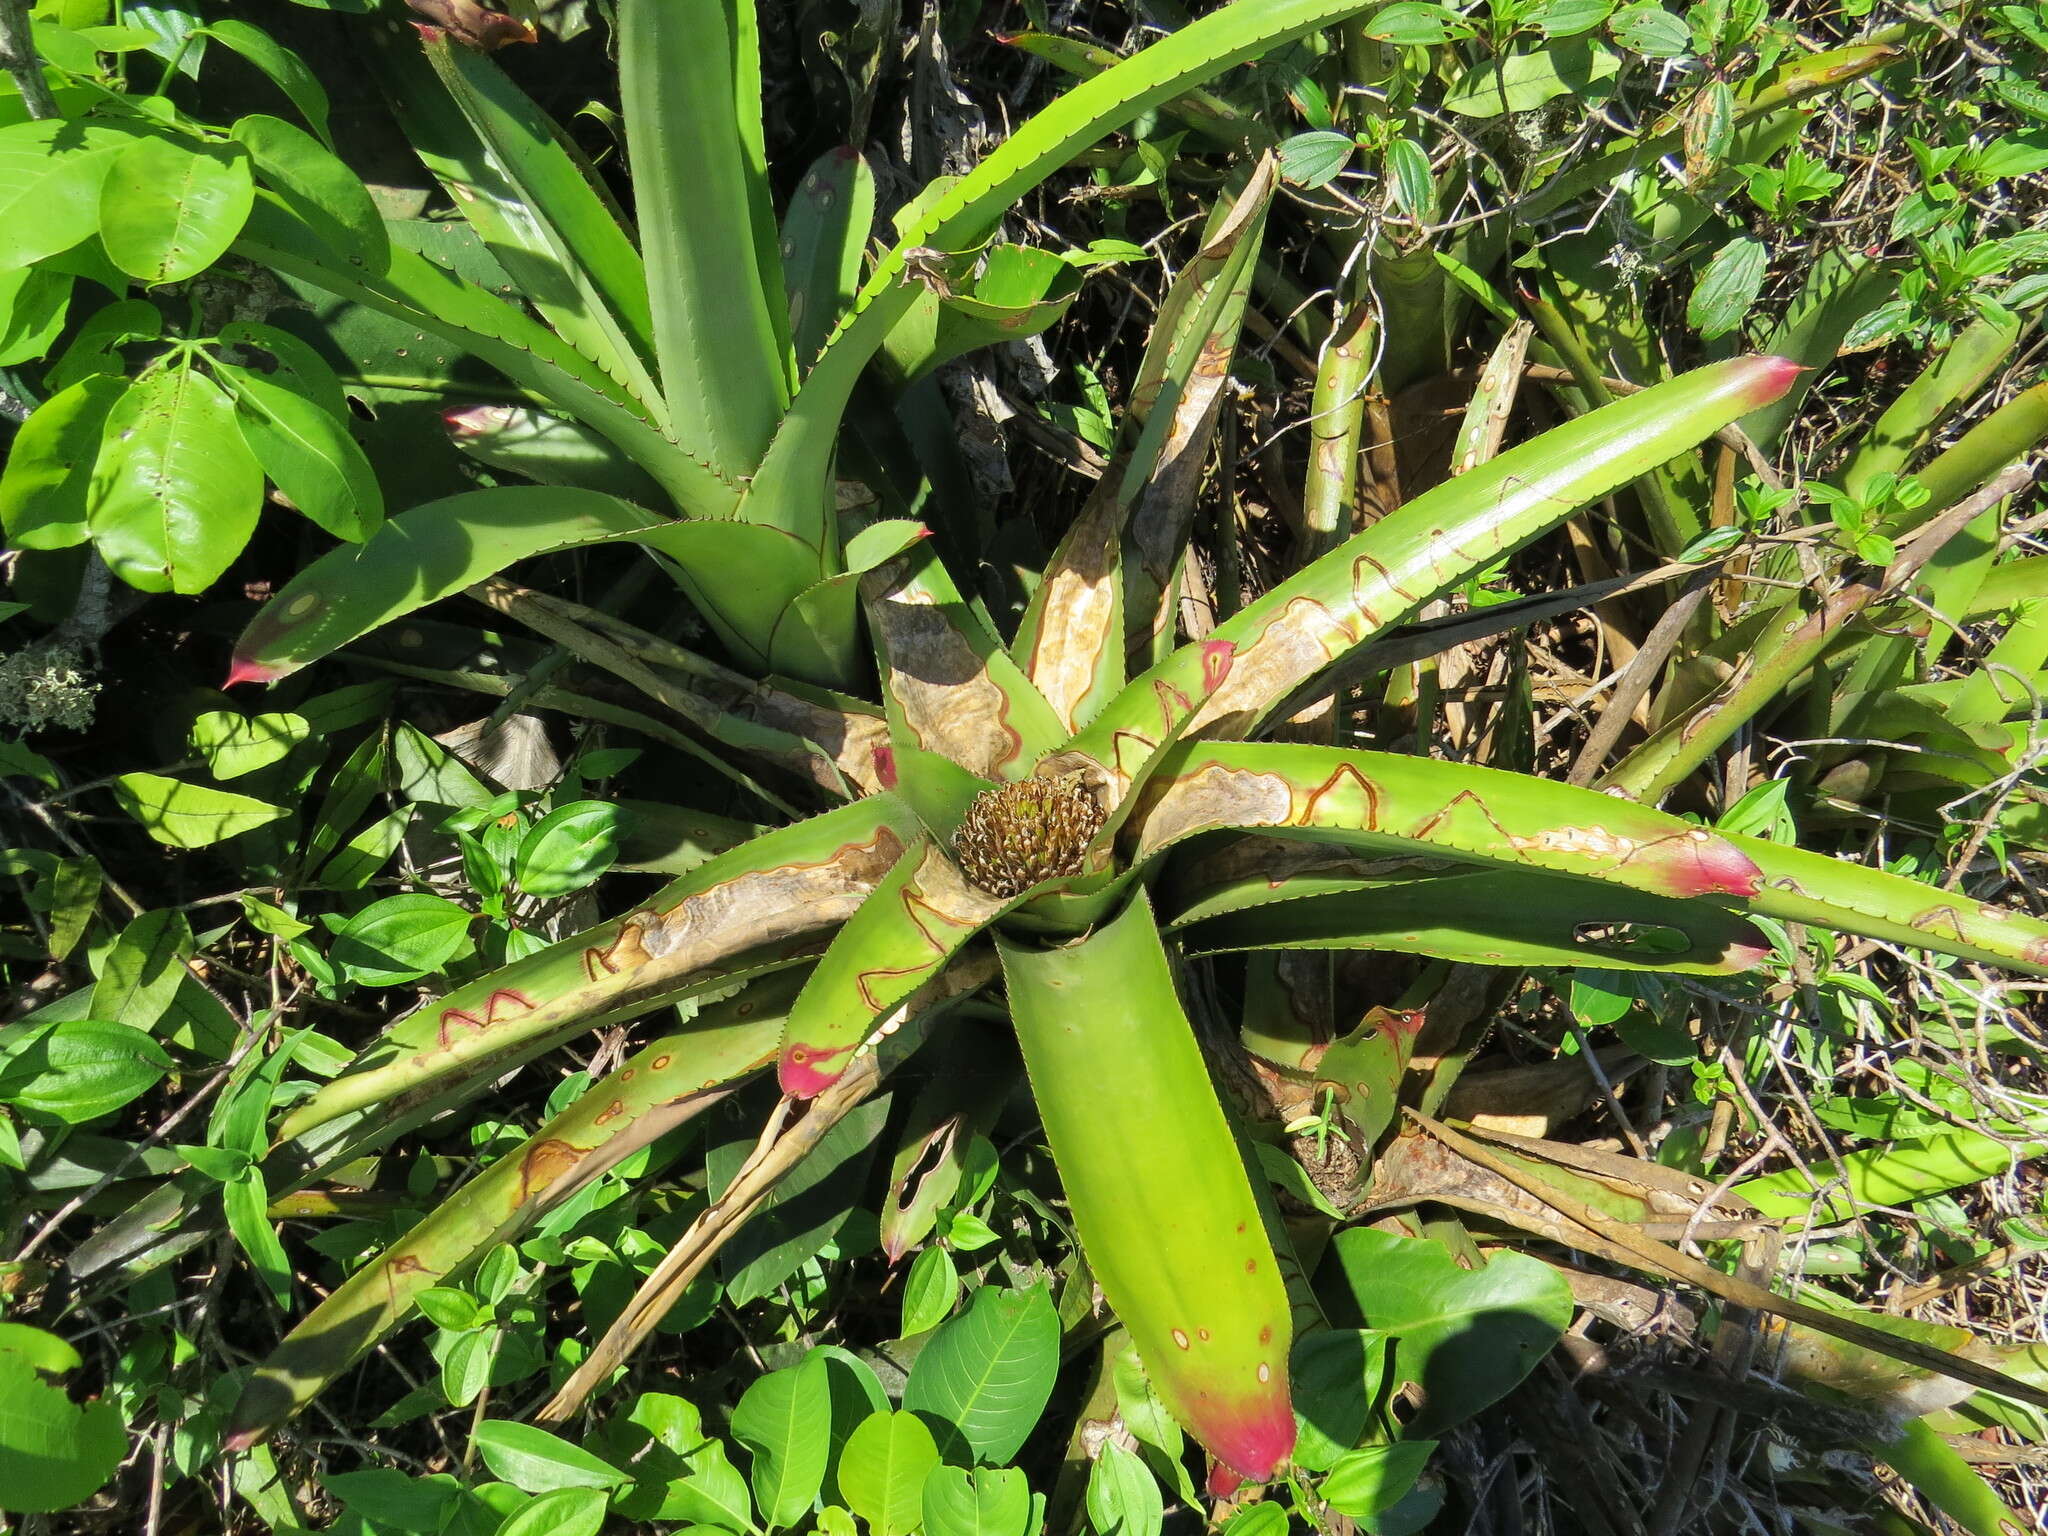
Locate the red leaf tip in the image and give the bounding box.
[224,656,280,689]
[1206,1395,1297,1483]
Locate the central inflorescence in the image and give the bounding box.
[952,773,1106,898]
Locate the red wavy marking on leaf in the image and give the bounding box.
[1108,727,1161,780]
[1349,547,1417,612]
[874,745,898,789]
[1408,789,1516,849]
[1153,678,1195,730]
[434,989,534,1049]
[1297,762,1382,832]
[852,885,983,1012]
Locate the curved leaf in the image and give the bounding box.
[902,1286,1059,1464]
[999,891,1294,1481]
[227,486,666,684]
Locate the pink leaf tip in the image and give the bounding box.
[224,656,280,688]
[1206,1395,1297,1483]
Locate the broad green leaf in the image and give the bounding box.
[1322,1441,1436,1519]
[1221,1503,1290,1536]
[922,1466,1034,1536]
[190,709,309,779]
[1363,3,1471,44]
[1608,1,1692,56]
[110,773,286,847]
[838,1410,940,1536]
[472,1422,628,1493]
[98,135,254,283]
[230,112,384,268]
[495,1487,609,1536]
[227,486,666,684]
[326,893,474,986]
[0,118,127,268]
[90,907,192,1032]
[1084,1443,1160,1536]
[1291,1330,1387,1471]
[220,361,382,540]
[45,857,100,962]
[902,1286,1058,1465]
[441,1329,495,1408]
[1330,1230,1571,1436]
[1688,236,1768,339]
[731,1354,832,1529]
[325,1469,464,1533]
[1275,130,1353,189]
[900,1245,959,1336]
[0,374,127,551]
[0,1348,126,1513]
[202,20,331,142]
[515,801,622,897]
[0,1019,173,1124]
[86,365,263,594]
[1385,137,1434,218]
[0,264,70,367]
[1441,40,1621,116]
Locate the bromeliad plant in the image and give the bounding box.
[213,314,2048,1481]
[160,0,2048,1496]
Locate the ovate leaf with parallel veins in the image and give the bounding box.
[87,366,264,594]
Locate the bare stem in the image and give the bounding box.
[0,0,59,121]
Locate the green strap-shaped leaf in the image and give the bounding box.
[1070,355,1800,784]
[1130,742,1768,900]
[233,197,729,516]
[782,146,876,372]
[225,973,796,1450]
[1125,742,2048,977]
[621,0,791,483]
[1174,863,1767,975]
[282,794,922,1138]
[999,891,1295,1481]
[778,838,1007,1096]
[227,486,669,684]
[1730,832,2048,977]
[397,28,663,419]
